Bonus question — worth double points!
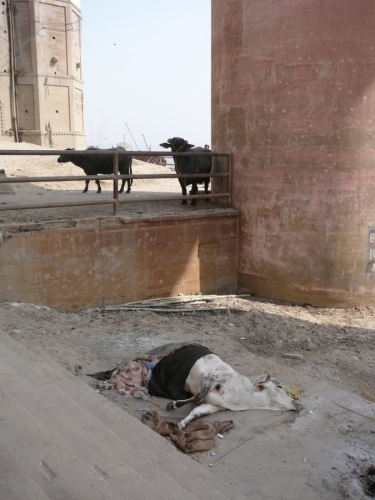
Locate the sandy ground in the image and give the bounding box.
[1,142,375,498]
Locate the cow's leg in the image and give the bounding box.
[119,179,125,194]
[125,178,131,193]
[177,403,223,430]
[166,394,198,410]
[179,179,187,205]
[83,179,90,193]
[95,179,101,194]
[190,183,198,206]
[166,380,212,411]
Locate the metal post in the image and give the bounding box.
[113,153,119,215]
[228,153,233,207]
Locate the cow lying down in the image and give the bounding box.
[90,344,302,430]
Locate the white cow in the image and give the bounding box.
[166,353,302,429]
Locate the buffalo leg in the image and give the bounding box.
[177,403,223,430]
[119,179,125,194]
[204,179,210,203]
[190,183,198,206]
[95,179,101,194]
[125,179,131,193]
[83,179,90,193]
[179,179,187,205]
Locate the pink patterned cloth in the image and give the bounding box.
[109,357,162,401]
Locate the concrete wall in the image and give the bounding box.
[212,0,375,307]
[0,211,238,311]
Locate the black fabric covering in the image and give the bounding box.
[147,344,213,400]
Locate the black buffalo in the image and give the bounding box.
[160,137,211,205]
[57,147,133,194]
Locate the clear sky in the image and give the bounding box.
[80,0,211,151]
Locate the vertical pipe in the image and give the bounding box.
[113,153,119,215]
[6,0,19,142]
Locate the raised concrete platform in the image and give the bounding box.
[0,328,243,500]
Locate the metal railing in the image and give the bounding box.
[0,149,232,216]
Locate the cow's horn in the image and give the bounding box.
[265,374,272,382]
[167,138,172,143]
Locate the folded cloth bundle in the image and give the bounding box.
[141,410,234,453]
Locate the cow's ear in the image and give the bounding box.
[186,143,195,149]
[160,143,171,149]
[256,383,266,391]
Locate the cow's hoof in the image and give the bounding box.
[177,422,185,430]
[166,401,175,411]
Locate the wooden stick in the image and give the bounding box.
[105,294,251,309]
[102,307,228,313]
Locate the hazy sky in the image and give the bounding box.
[80,1,211,151]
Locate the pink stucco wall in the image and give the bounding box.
[212,0,375,306]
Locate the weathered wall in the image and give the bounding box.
[0,0,85,148]
[0,212,238,311]
[212,0,375,307]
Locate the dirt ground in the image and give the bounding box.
[1,295,374,403]
[1,142,375,483]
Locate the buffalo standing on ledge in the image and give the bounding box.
[160,137,211,205]
[57,147,133,194]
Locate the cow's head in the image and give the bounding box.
[160,137,194,152]
[254,374,302,412]
[57,148,75,163]
[204,372,302,412]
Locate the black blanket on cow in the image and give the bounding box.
[147,344,213,400]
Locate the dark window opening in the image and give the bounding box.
[56,110,59,113]
[25,110,28,113]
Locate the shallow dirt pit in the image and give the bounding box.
[1,296,374,406]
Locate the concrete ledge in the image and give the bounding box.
[0,209,239,311]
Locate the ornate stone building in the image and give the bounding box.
[0,0,85,148]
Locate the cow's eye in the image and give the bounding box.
[215,384,221,391]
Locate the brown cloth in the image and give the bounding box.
[141,410,234,453]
